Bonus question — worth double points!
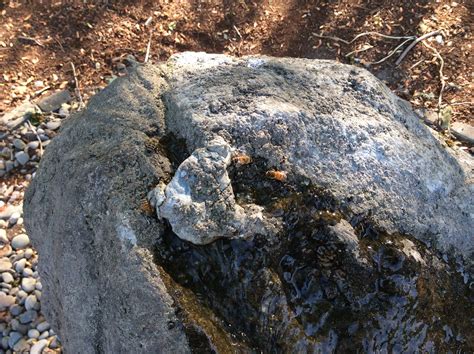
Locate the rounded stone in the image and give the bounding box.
[13,139,26,150]
[24,294,37,311]
[21,278,36,293]
[0,293,15,309]
[28,329,40,339]
[1,272,14,284]
[11,234,30,250]
[0,258,12,272]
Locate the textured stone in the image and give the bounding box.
[25,53,474,352]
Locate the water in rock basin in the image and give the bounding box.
[153,157,474,353]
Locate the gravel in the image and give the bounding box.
[0,107,65,353]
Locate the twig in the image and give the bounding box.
[18,36,44,47]
[449,101,474,107]
[70,62,84,109]
[144,32,153,63]
[366,38,413,65]
[33,85,51,98]
[345,44,373,57]
[395,30,441,65]
[312,31,415,46]
[351,31,415,42]
[233,25,243,40]
[422,41,445,110]
[26,120,43,157]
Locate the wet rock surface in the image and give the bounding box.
[25,53,473,352]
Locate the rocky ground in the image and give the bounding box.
[0,95,71,352]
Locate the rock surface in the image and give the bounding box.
[25,53,474,352]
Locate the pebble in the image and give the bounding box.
[0,258,12,272]
[14,151,29,165]
[26,141,40,150]
[15,258,27,273]
[46,120,62,130]
[10,304,23,316]
[21,278,36,293]
[30,338,48,354]
[24,294,37,311]
[23,248,34,259]
[0,293,15,309]
[28,328,40,339]
[2,272,14,283]
[0,230,8,244]
[38,330,49,339]
[8,331,22,349]
[36,321,50,332]
[11,234,30,250]
[19,309,37,324]
[13,139,26,150]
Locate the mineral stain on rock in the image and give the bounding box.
[24,53,473,352]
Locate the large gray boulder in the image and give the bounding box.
[25,53,473,352]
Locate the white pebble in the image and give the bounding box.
[1,272,14,283]
[27,329,40,339]
[11,234,30,250]
[30,338,48,354]
[0,230,7,244]
[21,277,36,293]
[0,293,15,310]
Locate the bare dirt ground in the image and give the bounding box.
[0,0,472,124]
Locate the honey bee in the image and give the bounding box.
[266,170,287,182]
[139,198,155,216]
[232,153,252,166]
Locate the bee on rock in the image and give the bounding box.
[266,170,287,182]
[232,153,252,166]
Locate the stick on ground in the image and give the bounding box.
[395,30,441,65]
[70,62,84,109]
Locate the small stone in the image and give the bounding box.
[46,120,61,130]
[49,335,60,349]
[38,330,49,339]
[36,90,72,112]
[13,338,29,352]
[0,293,15,309]
[0,244,11,257]
[24,294,37,311]
[22,268,33,277]
[2,272,14,283]
[23,248,34,259]
[452,122,474,144]
[36,321,50,332]
[8,212,21,226]
[0,147,11,159]
[13,139,26,150]
[1,336,8,350]
[26,141,39,150]
[7,331,22,349]
[11,234,30,250]
[0,230,7,244]
[19,309,37,324]
[5,160,14,172]
[9,304,22,316]
[35,282,42,291]
[30,338,48,354]
[15,258,27,273]
[0,258,12,272]
[28,329,40,339]
[0,204,22,220]
[16,289,27,299]
[21,277,36,293]
[14,151,29,165]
